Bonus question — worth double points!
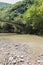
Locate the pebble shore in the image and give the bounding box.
[0,41,43,65]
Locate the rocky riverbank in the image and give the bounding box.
[0,41,43,65]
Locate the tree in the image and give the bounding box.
[3,23,14,32]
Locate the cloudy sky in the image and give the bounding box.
[0,0,22,4]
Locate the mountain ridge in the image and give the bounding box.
[0,2,11,8]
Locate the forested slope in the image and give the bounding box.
[0,0,43,34]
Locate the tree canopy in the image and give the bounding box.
[0,0,43,34]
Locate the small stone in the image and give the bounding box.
[20,59,24,62]
[41,54,43,57]
[29,62,31,65]
[9,57,13,61]
[20,55,24,58]
[17,55,20,58]
[12,60,16,64]
[0,63,3,65]
[26,60,29,64]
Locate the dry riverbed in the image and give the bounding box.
[0,34,43,65]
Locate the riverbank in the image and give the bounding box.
[0,34,43,65]
[0,34,43,50]
[0,33,43,43]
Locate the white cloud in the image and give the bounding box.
[0,0,21,4]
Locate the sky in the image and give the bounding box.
[0,0,22,4]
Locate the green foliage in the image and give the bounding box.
[0,0,43,34]
[2,23,14,33]
[24,2,43,34]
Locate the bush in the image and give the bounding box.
[2,23,14,33]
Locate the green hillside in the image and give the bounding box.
[0,0,43,34]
